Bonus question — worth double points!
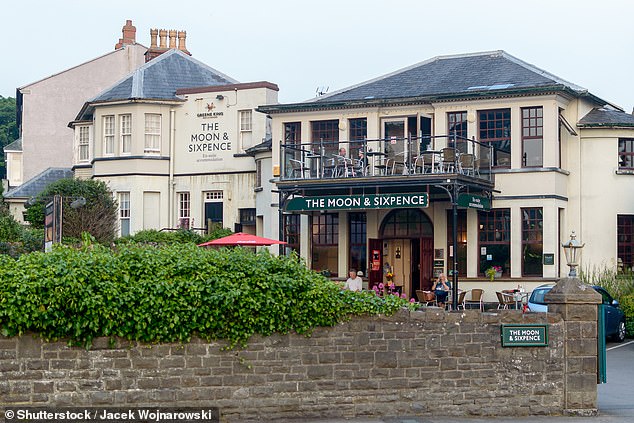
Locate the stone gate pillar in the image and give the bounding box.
[545,277,602,416]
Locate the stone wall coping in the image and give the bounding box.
[545,278,602,305]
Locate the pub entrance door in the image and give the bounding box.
[368,209,434,300]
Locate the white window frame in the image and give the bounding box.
[205,191,224,201]
[104,115,115,156]
[118,192,131,236]
[178,192,191,229]
[120,114,132,154]
[239,109,253,151]
[78,126,91,163]
[144,113,161,154]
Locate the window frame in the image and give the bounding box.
[348,212,367,275]
[178,192,190,229]
[78,126,90,163]
[521,107,543,168]
[521,207,543,277]
[478,108,511,168]
[618,215,634,270]
[447,111,468,153]
[144,113,161,154]
[618,138,634,170]
[103,115,115,156]
[283,214,300,255]
[120,114,132,155]
[118,192,131,237]
[311,213,339,276]
[447,209,467,277]
[239,109,253,152]
[478,208,511,276]
[311,120,339,156]
[348,118,367,159]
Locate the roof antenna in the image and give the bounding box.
[316,86,329,97]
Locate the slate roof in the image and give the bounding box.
[4,168,73,199]
[245,138,272,156]
[92,49,238,103]
[3,138,22,152]
[259,50,608,113]
[578,108,634,127]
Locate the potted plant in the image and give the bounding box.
[485,266,502,281]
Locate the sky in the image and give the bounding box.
[2,0,633,112]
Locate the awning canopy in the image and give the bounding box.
[197,232,287,247]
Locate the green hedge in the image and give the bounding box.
[619,294,634,337]
[115,228,233,246]
[0,243,410,347]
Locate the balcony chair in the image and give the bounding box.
[459,153,475,176]
[441,147,458,173]
[288,159,308,179]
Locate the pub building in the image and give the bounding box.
[259,51,634,303]
[70,41,280,241]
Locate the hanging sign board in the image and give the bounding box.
[457,194,490,211]
[501,324,549,347]
[285,193,428,212]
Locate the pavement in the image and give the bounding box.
[285,341,634,423]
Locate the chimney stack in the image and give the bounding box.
[115,19,137,49]
[178,31,190,55]
[150,28,158,48]
[145,26,192,62]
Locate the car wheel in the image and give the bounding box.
[613,320,626,343]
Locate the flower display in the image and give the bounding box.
[386,271,394,282]
[485,266,503,281]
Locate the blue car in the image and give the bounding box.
[527,283,626,342]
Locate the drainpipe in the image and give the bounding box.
[168,108,176,228]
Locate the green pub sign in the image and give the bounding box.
[501,324,549,347]
[457,194,490,211]
[285,193,429,212]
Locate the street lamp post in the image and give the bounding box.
[561,231,584,277]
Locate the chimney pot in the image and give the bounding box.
[177,31,190,55]
[169,29,177,49]
[150,28,158,48]
[159,29,168,48]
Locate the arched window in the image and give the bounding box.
[380,209,433,239]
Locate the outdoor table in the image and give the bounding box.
[306,153,324,178]
[367,151,387,176]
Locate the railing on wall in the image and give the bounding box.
[279,134,496,183]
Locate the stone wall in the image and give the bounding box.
[0,309,564,421]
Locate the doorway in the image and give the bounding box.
[370,209,434,299]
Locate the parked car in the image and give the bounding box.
[527,283,626,342]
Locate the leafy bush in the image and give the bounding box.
[619,294,634,337]
[0,243,410,347]
[582,266,634,338]
[0,206,43,257]
[23,178,117,244]
[115,228,232,246]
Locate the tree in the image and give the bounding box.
[24,178,118,244]
[0,96,19,179]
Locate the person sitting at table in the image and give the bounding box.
[344,269,363,292]
[336,147,352,176]
[355,150,368,175]
[432,272,451,308]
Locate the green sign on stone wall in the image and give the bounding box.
[501,324,549,347]
[457,194,491,211]
[285,193,429,212]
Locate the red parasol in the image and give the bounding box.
[197,232,287,247]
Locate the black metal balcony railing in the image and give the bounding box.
[279,135,495,182]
